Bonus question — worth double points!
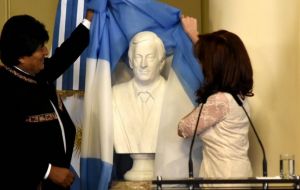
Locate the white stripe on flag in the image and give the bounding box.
[56,0,67,90]
[82,58,113,162]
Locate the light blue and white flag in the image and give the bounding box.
[80,1,116,189]
[53,0,203,189]
[52,1,87,190]
[53,0,88,90]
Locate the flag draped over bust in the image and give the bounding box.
[52,0,203,189]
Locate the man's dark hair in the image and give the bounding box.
[0,15,49,66]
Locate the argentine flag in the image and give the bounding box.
[53,0,203,189]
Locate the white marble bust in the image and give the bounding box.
[112,31,166,153]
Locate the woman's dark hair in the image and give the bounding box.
[0,15,49,66]
[194,30,253,103]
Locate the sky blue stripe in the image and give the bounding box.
[70,165,80,190]
[80,158,113,190]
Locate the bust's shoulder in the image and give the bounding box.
[159,76,166,85]
[112,80,133,92]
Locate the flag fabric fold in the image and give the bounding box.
[80,6,115,190]
[53,0,203,189]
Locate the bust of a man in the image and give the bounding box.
[112,31,166,153]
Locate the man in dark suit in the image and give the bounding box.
[0,9,93,190]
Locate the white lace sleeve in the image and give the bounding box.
[178,93,230,138]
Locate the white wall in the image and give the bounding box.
[202,0,300,177]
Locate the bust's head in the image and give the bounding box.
[128,31,165,86]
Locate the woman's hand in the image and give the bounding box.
[181,15,199,44]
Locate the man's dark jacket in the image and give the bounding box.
[0,23,89,190]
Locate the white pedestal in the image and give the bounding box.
[124,153,155,181]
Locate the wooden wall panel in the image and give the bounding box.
[160,0,201,31]
[1,0,59,50]
[0,0,9,42]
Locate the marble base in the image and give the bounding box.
[124,153,155,181]
[110,181,152,190]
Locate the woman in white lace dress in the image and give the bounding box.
[178,16,253,179]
